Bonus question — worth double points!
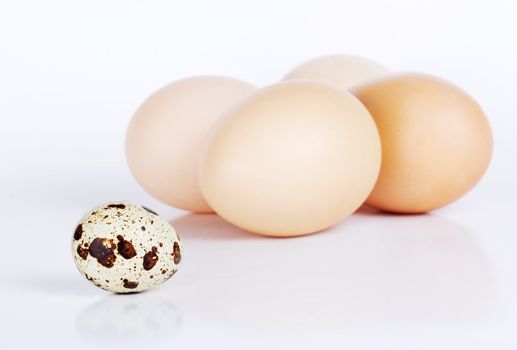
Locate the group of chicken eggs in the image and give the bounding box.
[72,54,492,293]
[126,54,493,237]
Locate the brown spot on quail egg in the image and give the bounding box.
[107,204,126,209]
[116,235,136,259]
[76,246,89,260]
[142,206,158,215]
[122,279,139,289]
[143,246,159,271]
[74,224,83,240]
[88,238,117,268]
[173,242,181,265]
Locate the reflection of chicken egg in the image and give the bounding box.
[126,76,256,213]
[352,73,493,213]
[283,54,389,90]
[72,202,182,293]
[199,81,381,237]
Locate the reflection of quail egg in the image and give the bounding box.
[76,294,181,344]
[72,202,181,293]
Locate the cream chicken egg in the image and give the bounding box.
[126,76,256,213]
[199,81,381,237]
[284,54,389,90]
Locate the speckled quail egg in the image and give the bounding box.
[72,202,182,293]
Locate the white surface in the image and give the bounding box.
[1,0,516,348]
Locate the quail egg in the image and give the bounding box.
[72,202,181,293]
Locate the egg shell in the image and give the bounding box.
[283,54,389,90]
[126,76,256,213]
[72,202,182,293]
[199,81,382,237]
[352,73,493,213]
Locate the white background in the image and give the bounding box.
[1,0,516,348]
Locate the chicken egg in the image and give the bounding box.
[352,73,493,213]
[283,54,389,90]
[199,81,381,237]
[126,76,256,212]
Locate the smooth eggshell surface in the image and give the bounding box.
[126,76,256,213]
[72,202,182,293]
[283,54,389,90]
[352,73,493,213]
[199,81,382,237]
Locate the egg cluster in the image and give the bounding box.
[126,54,492,237]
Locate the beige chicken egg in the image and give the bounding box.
[126,76,256,213]
[283,54,389,90]
[352,73,493,213]
[199,81,381,237]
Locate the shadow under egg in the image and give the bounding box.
[170,213,260,241]
[177,213,493,331]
